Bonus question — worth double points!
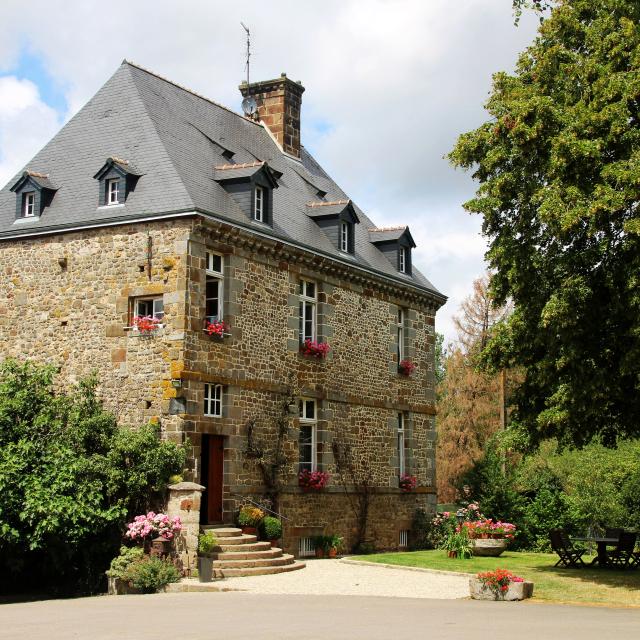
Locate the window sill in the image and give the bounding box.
[97,204,125,210]
[12,216,40,225]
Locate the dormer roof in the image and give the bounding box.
[213,161,280,187]
[10,171,57,193]
[93,156,141,180]
[306,199,359,224]
[369,226,416,248]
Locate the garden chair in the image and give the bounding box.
[549,529,586,568]
[607,531,637,569]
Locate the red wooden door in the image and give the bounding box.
[206,436,224,523]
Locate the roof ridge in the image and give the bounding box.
[26,170,49,179]
[369,225,408,232]
[123,59,262,127]
[214,161,264,170]
[306,199,350,208]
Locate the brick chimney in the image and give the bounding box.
[240,73,305,158]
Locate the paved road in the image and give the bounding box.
[1,592,638,640]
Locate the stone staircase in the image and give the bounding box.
[202,526,305,578]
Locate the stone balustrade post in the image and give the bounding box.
[167,481,204,571]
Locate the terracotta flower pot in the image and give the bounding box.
[269,539,279,548]
[447,550,458,558]
[315,548,325,559]
[328,547,337,559]
[241,526,258,536]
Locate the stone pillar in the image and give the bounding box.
[167,481,205,571]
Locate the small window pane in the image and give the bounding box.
[206,252,222,273]
[152,298,165,319]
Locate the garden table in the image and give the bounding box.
[571,537,619,567]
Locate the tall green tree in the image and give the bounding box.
[450,0,640,447]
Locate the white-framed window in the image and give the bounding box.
[299,279,317,343]
[397,308,405,362]
[205,251,224,323]
[254,185,265,222]
[107,178,121,205]
[298,537,316,558]
[399,247,407,273]
[397,412,406,476]
[134,297,164,320]
[299,398,317,472]
[23,192,36,217]
[340,221,349,253]
[204,383,223,417]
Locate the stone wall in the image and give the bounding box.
[0,214,440,554]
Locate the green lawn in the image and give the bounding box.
[357,550,640,607]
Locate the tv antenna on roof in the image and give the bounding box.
[240,22,257,117]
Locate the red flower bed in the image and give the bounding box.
[476,568,523,595]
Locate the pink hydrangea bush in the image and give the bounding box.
[125,512,183,542]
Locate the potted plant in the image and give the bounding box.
[442,529,472,559]
[298,469,330,491]
[197,531,218,583]
[313,534,343,558]
[470,569,533,601]
[462,519,516,557]
[106,546,145,595]
[399,473,417,492]
[398,359,416,376]
[300,339,331,359]
[237,505,265,535]
[260,516,283,547]
[124,512,182,553]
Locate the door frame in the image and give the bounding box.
[200,434,225,524]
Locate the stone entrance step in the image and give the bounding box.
[211,548,283,560]
[212,553,297,569]
[213,533,258,545]
[201,526,243,538]
[217,541,272,553]
[213,561,306,578]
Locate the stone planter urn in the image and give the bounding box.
[469,577,534,601]
[471,537,508,557]
[107,576,141,595]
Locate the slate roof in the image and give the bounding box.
[0,60,444,302]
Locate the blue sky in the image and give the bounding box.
[0,0,540,342]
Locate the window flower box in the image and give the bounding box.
[130,316,163,336]
[399,473,417,492]
[203,319,231,339]
[298,469,330,491]
[300,339,330,359]
[398,359,416,376]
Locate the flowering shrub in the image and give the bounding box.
[298,469,330,490]
[238,506,265,527]
[476,569,524,597]
[204,320,228,338]
[125,512,182,542]
[398,359,416,376]
[461,519,516,539]
[133,315,162,333]
[399,473,417,492]
[300,339,331,359]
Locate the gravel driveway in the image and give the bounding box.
[175,558,470,599]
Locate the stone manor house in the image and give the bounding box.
[0,61,446,557]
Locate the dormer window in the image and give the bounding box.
[23,192,36,217]
[254,185,265,222]
[93,157,140,207]
[306,199,359,255]
[399,247,407,273]
[107,178,121,205]
[10,171,58,220]
[214,161,279,227]
[369,226,416,277]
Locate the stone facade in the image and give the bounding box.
[0,214,439,556]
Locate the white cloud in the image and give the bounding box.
[0,76,60,188]
[0,0,540,341]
